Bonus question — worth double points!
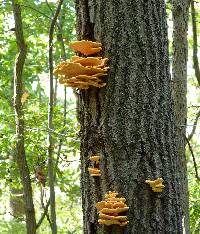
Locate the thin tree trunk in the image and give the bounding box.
[191,0,200,87]
[76,0,183,233]
[47,0,64,233]
[172,0,190,233]
[12,2,36,233]
[10,187,24,219]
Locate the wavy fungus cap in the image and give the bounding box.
[53,62,108,77]
[69,40,102,55]
[96,191,129,227]
[72,56,108,68]
[145,178,165,192]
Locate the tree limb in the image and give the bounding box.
[41,189,52,228]
[45,0,67,60]
[187,109,200,141]
[46,1,69,175]
[36,199,50,229]
[185,136,200,181]
[21,4,51,19]
[47,0,64,233]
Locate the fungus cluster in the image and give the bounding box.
[96,191,129,226]
[145,178,165,192]
[88,155,101,177]
[53,40,109,89]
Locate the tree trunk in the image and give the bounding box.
[172,0,190,233]
[76,0,183,233]
[12,2,36,233]
[191,0,200,87]
[10,187,25,219]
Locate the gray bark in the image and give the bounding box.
[172,0,190,233]
[12,2,36,233]
[76,0,183,233]
[10,188,25,218]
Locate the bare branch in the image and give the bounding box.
[8,212,26,222]
[21,4,51,19]
[45,0,67,60]
[41,189,52,227]
[36,198,50,229]
[187,109,200,141]
[185,136,200,181]
[188,105,200,108]
[45,0,55,15]
[25,126,78,138]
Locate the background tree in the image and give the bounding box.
[76,0,185,233]
[172,0,190,232]
[12,1,36,233]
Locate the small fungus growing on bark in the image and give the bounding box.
[89,155,101,164]
[88,155,101,176]
[53,40,109,89]
[145,177,165,192]
[88,167,101,176]
[96,191,129,226]
[69,40,102,56]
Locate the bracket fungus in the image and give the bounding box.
[145,178,165,192]
[72,56,108,68]
[88,168,101,177]
[89,155,101,164]
[53,40,109,89]
[88,155,101,177]
[96,191,129,226]
[69,40,102,56]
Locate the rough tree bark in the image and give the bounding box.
[12,1,36,233]
[172,0,190,233]
[76,0,184,233]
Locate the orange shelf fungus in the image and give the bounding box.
[88,167,101,177]
[69,40,102,56]
[53,40,109,89]
[96,191,129,227]
[145,178,165,192]
[88,155,101,177]
[72,56,108,68]
[53,62,108,77]
[89,155,101,164]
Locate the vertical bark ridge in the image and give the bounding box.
[76,0,183,233]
